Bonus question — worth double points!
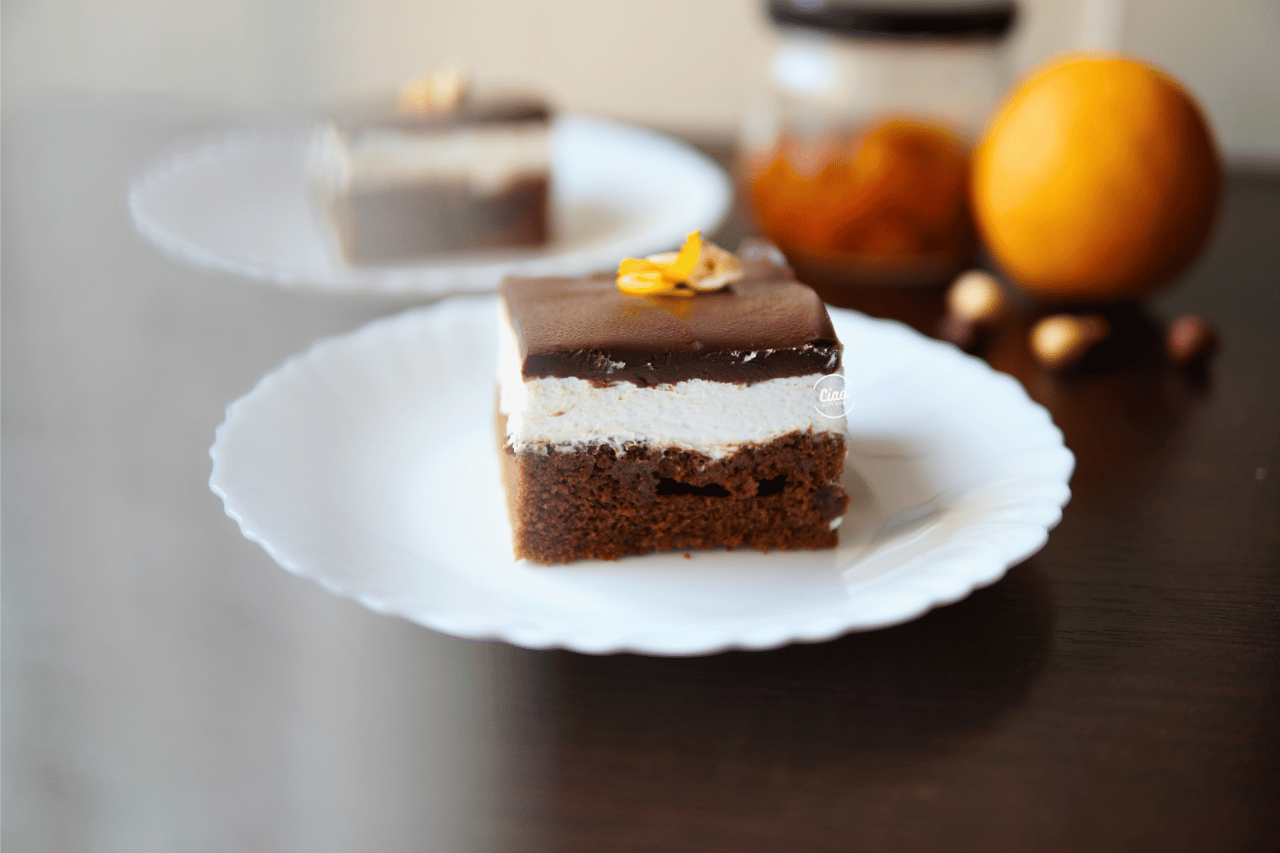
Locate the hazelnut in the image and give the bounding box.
[1030,314,1110,370]
[946,270,1007,324]
[687,241,745,291]
[1166,314,1219,369]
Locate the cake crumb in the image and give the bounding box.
[684,553,692,559]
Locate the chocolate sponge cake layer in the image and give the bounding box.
[499,418,849,564]
[336,174,549,263]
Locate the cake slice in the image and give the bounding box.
[497,238,849,564]
[309,72,552,266]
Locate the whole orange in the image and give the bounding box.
[971,53,1222,302]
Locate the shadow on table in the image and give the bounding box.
[985,301,1210,519]
[518,559,1054,796]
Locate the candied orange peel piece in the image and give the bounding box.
[397,69,470,115]
[617,269,692,296]
[616,232,742,297]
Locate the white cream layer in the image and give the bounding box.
[311,122,549,195]
[498,303,846,460]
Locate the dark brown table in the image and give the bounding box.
[4,101,1278,852]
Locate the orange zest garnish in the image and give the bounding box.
[617,270,671,295]
[617,232,703,296]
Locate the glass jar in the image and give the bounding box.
[740,1,1017,287]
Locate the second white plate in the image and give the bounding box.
[210,297,1073,656]
[129,114,731,295]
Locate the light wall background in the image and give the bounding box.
[4,0,1278,162]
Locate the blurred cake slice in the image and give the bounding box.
[310,71,552,266]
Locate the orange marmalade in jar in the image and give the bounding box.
[742,1,1017,287]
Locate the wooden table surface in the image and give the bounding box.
[4,101,1278,852]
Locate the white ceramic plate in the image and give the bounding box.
[210,297,1073,655]
[129,115,731,294]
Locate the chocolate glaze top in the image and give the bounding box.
[501,258,842,387]
[339,93,551,135]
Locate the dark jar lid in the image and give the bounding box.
[768,1,1018,42]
